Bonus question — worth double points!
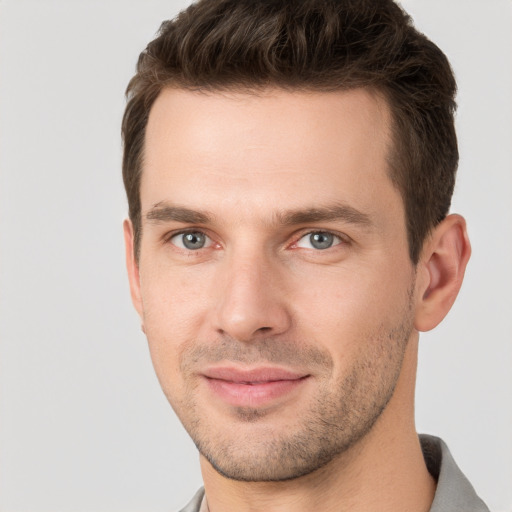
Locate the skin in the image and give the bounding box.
[124,88,471,512]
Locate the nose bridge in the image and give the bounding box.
[213,242,290,341]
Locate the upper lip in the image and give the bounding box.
[202,366,308,383]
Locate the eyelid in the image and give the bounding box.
[162,227,350,251]
[165,228,215,249]
[290,229,350,249]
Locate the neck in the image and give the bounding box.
[200,337,435,512]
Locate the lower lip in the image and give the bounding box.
[205,376,308,408]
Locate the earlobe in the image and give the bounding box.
[123,219,144,320]
[414,214,471,332]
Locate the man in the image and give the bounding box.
[121,0,489,510]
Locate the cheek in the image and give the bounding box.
[139,266,212,387]
[289,261,413,349]
[140,259,211,332]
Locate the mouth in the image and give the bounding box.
[201,366,310,408]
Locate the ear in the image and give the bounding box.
[414,214,471,332]
[123,219,144,320]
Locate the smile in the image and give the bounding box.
[202,367,310,408]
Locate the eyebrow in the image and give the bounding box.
[146,203,213,224]
[277,204,373,228]
[145,201,373,229]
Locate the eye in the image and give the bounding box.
[169,231,212,250]
[295,231,342,250]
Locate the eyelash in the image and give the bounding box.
[164,229,215,250]
[292,230,347,250]
[164,228,350,252]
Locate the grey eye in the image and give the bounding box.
[182,232,206,250]
[171,231,210,250]
[309,232,334,249]
[296,231,340,250]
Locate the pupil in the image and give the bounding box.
[183,232,205,249]
[311,232,333,250]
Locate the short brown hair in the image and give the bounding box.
[122,0,458,263]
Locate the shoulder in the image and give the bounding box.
[420,434,490,512]
[177,487,205,512]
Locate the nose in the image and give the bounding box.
[213,252,292,342]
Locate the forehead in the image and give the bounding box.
[142,87,399,221]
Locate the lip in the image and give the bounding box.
[202,366,310,408]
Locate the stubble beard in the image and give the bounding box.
[165,303,414,482]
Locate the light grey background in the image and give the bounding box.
[0,1,510,511]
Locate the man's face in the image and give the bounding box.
[127,88,419,481]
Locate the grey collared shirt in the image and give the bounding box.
[420,434,489,512]
[179,435,489,512]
